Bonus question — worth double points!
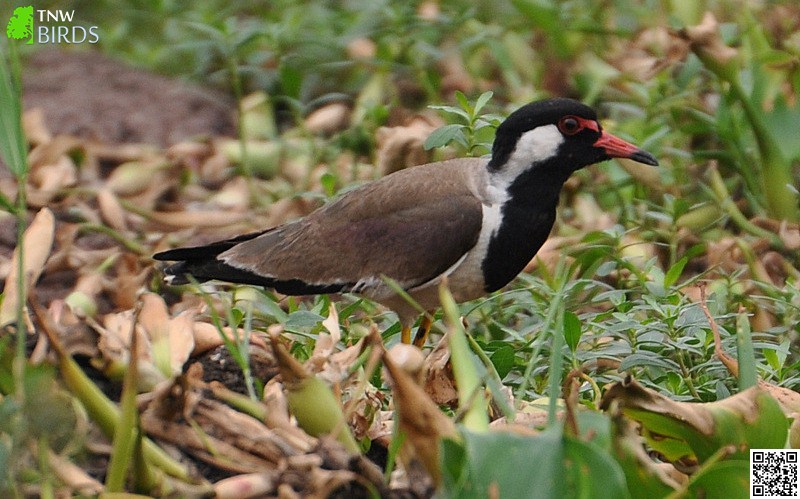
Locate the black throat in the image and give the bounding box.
[481,161,572,292]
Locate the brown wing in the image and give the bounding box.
[158,158,486,295]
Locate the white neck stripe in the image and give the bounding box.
[488,125,563,201]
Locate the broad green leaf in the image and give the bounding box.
[687,460,749,499]
[283,310,325,331]
[489,345,515,380]
[440,426,628,499]
[610,417,680,498]
[601,378,789,464]
[424,124,467,150]
[761,92,800,162]
[440,438,468,491]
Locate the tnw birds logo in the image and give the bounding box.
[4,5,99,45]
[6,5,34,45]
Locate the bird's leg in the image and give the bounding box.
[401,325,412,344]
[412,315,433,348]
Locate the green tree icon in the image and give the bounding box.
[7,6,34,44]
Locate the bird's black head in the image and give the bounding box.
[487,98,658,178]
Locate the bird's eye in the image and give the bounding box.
[558,116,582,136]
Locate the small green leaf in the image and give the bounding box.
[229,307,244,327]
[473,91,494,116]
[284,310,325,331]
[440,437,468,490]
[489,346,515,379]
[424,124,467,150]
[429,104,471,122]
[762,348,781,372]
[735,309,757,390]
[454,90,471,115]
[563,311,581,353]
[619,352,681,371]
[664,256,688,288]
[320,172,337,197]
[0,192,15,213]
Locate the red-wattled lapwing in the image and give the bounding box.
[154,98,658,346]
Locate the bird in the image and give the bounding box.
[153,98,658,346]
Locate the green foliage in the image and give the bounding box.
[441,422,628,498]
[425,90,501,156]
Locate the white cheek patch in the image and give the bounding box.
[490,124,563,193]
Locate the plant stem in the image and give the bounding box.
[547,307,565,425]
[727,79,799,221]
[707,165,784,248]
[3,39,30,395]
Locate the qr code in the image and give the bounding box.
[751,450,798,498]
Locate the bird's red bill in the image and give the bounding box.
[594,131,659,166]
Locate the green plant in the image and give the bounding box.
[680,12,800,222]
[425,90,501,156]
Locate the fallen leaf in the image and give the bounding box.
[148,209,248,228]
[96,188,128,231]
[375,117,438,175]
[0,207,56,326]
[304,103,351,135]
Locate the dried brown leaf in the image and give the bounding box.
[214,473,275,499]
[192,321,269,356]
[375,117,438,176]
[423,337,458,406]
[166,311,196,374]
[139,292,170,338]
[678,12,739,79]
[304,103,351,135]
[148,209,248,228]
[209,176,252,211]
[346,38,376,60]
[263,378,293,427]
[139,293,195,376]
[48,449,104,495]
[22,108,53,145]
[0,207,56,326]
[382,345,458,484]
[28,156,77,207]
[96,188,128,231]
[97,311,150,364]
[779,223,800,250]
[757,381,800,416]
[681,12,738,63]
[106,160,169,196]
[28,135,83,169]
[388,343,426,384]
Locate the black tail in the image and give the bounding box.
[153,231,267,285]
[152,231,347,295]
